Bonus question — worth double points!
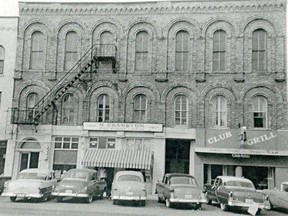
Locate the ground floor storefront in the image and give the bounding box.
[3,124,288,193]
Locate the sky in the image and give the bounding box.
[0,0,170,17]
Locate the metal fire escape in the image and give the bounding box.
[11,44,116,125]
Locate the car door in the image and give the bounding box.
[91,172,99,196]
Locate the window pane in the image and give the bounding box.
[30,32,44,70]
[135,31,149,71]
[65,32,78,70]
[175,31,189,71]
[174,95,188,125]
[252,29,266,71]
[213,30,226,71]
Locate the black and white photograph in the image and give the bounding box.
[0,0,288,215]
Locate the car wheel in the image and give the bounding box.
[195,203,202,210]
[86,195,93,203]
[165,198,172,208]
[220,203,228,211]
[10,197,16,202]
[56,197,63,202]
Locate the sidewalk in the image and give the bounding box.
[147,194,158,201]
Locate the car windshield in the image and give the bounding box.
[63,171,88,180]
[225,180,254,188]
[18,172,47,180]
[118,175,141,182]
[170,176,197,185]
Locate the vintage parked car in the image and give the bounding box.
[1,168,57,202]
[261,181,288,211]
[51,168,107,203]
[204,176,270,214]
[155,173,207,209]
[111,171,146,206]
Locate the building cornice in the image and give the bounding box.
[19,0,286,16]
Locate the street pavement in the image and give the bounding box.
[0,195,287,216]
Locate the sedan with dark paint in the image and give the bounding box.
[52,169,107,203]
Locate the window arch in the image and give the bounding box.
[213,30,226,71]
[26,93,39,122]
[135,31,149,71]
[97,94,110,122]
[174,95,188,126]
[65,31,78,71]
[175,30,189,71]
[133,94,147,122]
[30,31,45,70]
[212,96,227,127]
[252,96,267,128]
[0,46,5,74]
[61,94,75,124]
[252,29,267,71]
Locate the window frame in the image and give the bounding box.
[212,96,227,127]
[175,30,189,71]
[135,31,149,71]
[0,46,5,74]
[213,30,226,71]
[252,29,267,71]
[61,93,75,124]
[30,31,45,70]
[252,96,268,128]
[133,94,147,123]
[174,95,188,126]
[64,31,78,71]
[97,94,110,122]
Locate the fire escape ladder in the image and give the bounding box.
[11,44,116,125]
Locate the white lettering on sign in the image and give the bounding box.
[246,132,277,145]
[207,132,233,144]
[232,154,250,158]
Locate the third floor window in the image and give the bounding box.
[213,30,226,71]
[175,30,189,71]
[252,29,267,71]
[135,31,149,71]
[30,31,45,70]
[65,31,78,71]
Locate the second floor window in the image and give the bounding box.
[26,93,39,122]
[252,29,267,71]
[175,30,189,71]
[0,46,5,74]
[135,31,149,71]
[252,96,267,128]
[97,94,110,122]
[30,31,45,70]
[65,31,78,71]
[133,94,147,122]
[100,31,113,56]
[213,30,226,71]
[174,95,188,126]
[212,96,227,127]
[62,94,75,124]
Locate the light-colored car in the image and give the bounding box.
[1,168,57,202]
[205,176,270,214]
[111,171,146,206]
[261,181,288,211]
[156,173,207,209]
[51,168,107,203]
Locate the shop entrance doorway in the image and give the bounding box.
[165,139,190,174]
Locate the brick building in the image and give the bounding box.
[5,0,287,192]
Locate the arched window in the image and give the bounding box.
[61,94,75,124]
[174,95,188,126]
[252,29,267,71]
[30,31,45,70]
[97,94,110,122]
[26,93,39,123]
[175,30,189,71]
[65,31,78,71]
[0,46,5,74]
[133,94,147,122]
[135,31,149,71]
[212,96,227,127]
[213,30,226,71]
[100,31,113,56]
[252,96,267,128]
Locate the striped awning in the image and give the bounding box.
[82,149,153,170]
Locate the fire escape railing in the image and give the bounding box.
[11,44,117,125]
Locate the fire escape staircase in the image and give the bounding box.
[11,44,116,125]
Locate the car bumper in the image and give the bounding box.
[170,198,207,204]
[228,200,271,210]
[112,195,146,201]
[1,192,43,198]
[51,192,90,198]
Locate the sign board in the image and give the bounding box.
[232,153,250,158]
[83,122,163,132]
